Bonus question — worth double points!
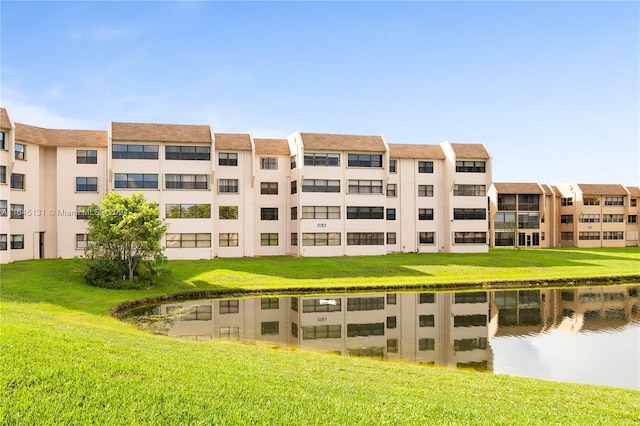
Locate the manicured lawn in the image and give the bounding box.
[2,248,640,424]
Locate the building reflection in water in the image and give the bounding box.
[135,285,639,383]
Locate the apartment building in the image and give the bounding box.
[0,106,494,263]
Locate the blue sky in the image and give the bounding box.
[1,1,638,185]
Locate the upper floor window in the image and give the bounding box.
[15,143,26,160]
[348,154,382,168]
[166,233,211,248]
[10,173,24,190]
[518,194,539,211]
[604,197,624,206]
[0,234,6,251]
[260,157,278,170]
[389,159,397,173]
[0,166,5,184]
[386,184,397,197]
[498,194,516,211]
[76,150,97,164]
[0,200,6,216]
[302,206,340,219]
[112,144,159,160]
[166,145,210,161]
[260,233,279,246]
[0,132,5,150]
[456,160,485,173]
[454,208,486,220]
[219,152,238,166]
[219,206,238,219]
[290,155,297,169]
[290,180,297,194]
[166,204,211,218]
[348,180,382,194]
[579,214,600,223]
[560,214,574,224]
[260,182,278,195]
[347,206,384,220]
[218,179,239,193]
[260,207,279,221]
[115,174,158,189]
[561,197,573,206]
[10,204,24,219]
[583,197,600,206]
[166,174,208,190]
[631,199,637,207]
[454,184,486,196]
[418,161,433,173]
[302,179,340,193]
[76,177,98,192]
[304,153,340,167]
[418,208,434,220]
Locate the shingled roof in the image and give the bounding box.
[450,143,490,159]
[0,108,11,130]
[493,182,544,194]
[254,138,291,156]
[111,122,212,143]
[388,143,445,160]
[300,133,385,152]
[15,123,107,147]
[577,184,628,196]
[214,133,252,150]
[627,186,640,197]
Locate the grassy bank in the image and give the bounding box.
[2,248,640,424]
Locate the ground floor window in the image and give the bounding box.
[261,233,279,246]
[418,232,435,244]
[454,232,486,244]
[10,234,24,250]
[346,233,384,246]
[219,233,239,247]
[603,231,624,240]
[494,231,514,246]
[302,232,341,246]
[578,232,600,241]
[76,234,92,249]
[166,233,211,248]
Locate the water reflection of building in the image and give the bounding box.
[155,292,494,371]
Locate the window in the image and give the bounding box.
[261,321,279,335]
[418,208,434,220]
[290,155,297,169]
[583,197,600,206]
[386,208,396,220]
[494,212,516,229]
[518,212,540,229]
[631,199,637,207]
[453,184,486,196]
[389,159,397,173]
[561,197,573,206]
[15,143,26,160]
[219,233,239,247]
[76,177,98,192]
[0,234,6,251]
[561,232,574,241]
[115,174,158,189]
[0,132,5,150]
[454,338,488,352]
[302,233,341,246]
[348,180,383,194]
[302,179,340,193]
[10,174,25,190]
[165,204,211,218]
[386,232,396,244]
[260,208,278,220]
[166,145,210,160]
[454,314,487,327]
[603,214,624,223]
[418,185,434,197]
[494,232,514,246]
[455,292,487,304]
[418,161,433,173]
[0,200,6,217]
[303,298,341,313]
[166,174,208,190]
[290,180,297,194]
[347,323,384,337]
[347,206,384,219]
[260,157,278,170]
[112,144,159,159]
[419,293,435,303]
[291,233,298,246]
[561,214,574,224]
[455,232,487,244]
[302,206,340,219]
[579,232,600,241]
[629,215,638,224]
[579,214,600,223]
[0,166,5,184]
[302,325,341,339]
[218,179,239,193]
[348,153,382,168]
[419,315,435,327]
[454,208,486,220]
[76,149,97,164]
[219,300,239,314]
[419,338,435,351]
[603,231,624,240]
[260,182,278,195]
[291,207,297,220]
[76,234,92,249]
[518,194,539,211]
[387,294,397,305]
[291,322,298,337]
[167,305,212,321]
[166,233,211,248]
[76,206,97,220]
[10,235,24,249]
[386,316,397,329]
[456,160,485,173]
[498,194,516,211]
[604,197,624,206]
[304,153,340,166]
[347,297,384,311]
[261,233,278,246]
[10,204,24,219]
[387,184,397,197]
[346,233,384,245]
[419,232,435,244]
[387,339,399,353]
[220,326,240,340]
[219,206,238,220]
[218,152,238,166]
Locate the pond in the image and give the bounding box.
[124,284,640,390]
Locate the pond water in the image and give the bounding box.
[125,284,640,390]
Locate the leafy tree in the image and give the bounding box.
[84,192,168,287]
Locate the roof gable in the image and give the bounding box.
[388,144,445,160]
[450,143,490,159]
[300,133,385,152]
[112,122,211,143]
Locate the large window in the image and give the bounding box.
[219,233,239,247]
[454,315,487,327]
[302,233,341,246]
[347,297,384,311]
[454,208,486,220]
[76,149,97,164]
[348,153,382,168]
[604,197,624,206]
[167,305,212,321]
[166,174,208,190]
[454,338,488,352]
[260,208,278,220]
[498,194,516,211]
[346,233,384,245]
[218,179,239,193]
[347,323,384,337]
[455,232,487,244]
[518,194,539,211]
[166,233,211,248]
[578,232,600,241]
[303,298,342,313]
[518,212,540,229]
[112,144,158,159]
[260,182,278,195]
[165,204,211,218]
[456,160,485,173]
[301,206,340,219]
[260,233,278,246]
[348,180,382,194]
[579,214,600,223]
[494,232,514,246]
[304,153,340,167]
[418,232,435,244]
[453,184,486,196]
[603,231,624,240]
[219,206,238,219]
[561,232,574,241]
[302,179,340,193]
[347,206,384,219]
[15,143,26,160]
[418,185,434,197]
[76,177,98,192]
[218,152,238,166]
[455,292,487,304]
[10,174,25,190]
[10,204,24,219]
[260,157,278,170]
[303,325,341,340]
[10,234,24,250]
[603,214,624,223]
[418,161,433,173]
[115,174,158,189]
[494,212,516,229]
[166,145,210,160]
[584,197,600,206]
[418,208,434,220]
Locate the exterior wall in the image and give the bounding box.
[626,192,640,246]
[0,124,14,264]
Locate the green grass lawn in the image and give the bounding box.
[2,248,640,425]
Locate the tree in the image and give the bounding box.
[84,192,168,287]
